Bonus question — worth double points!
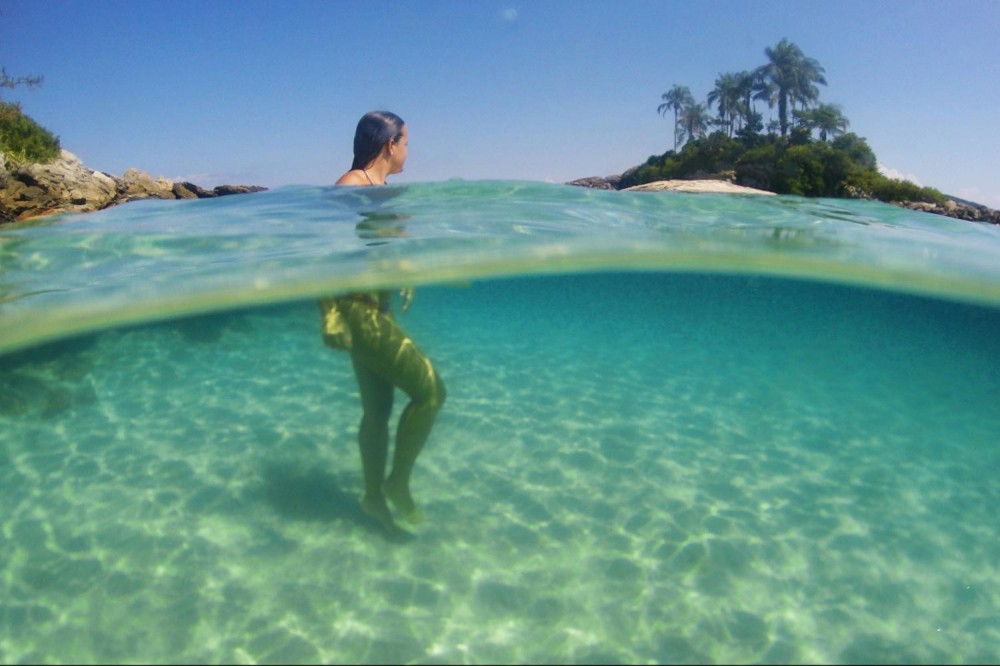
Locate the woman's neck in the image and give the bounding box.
[362,160,390,185]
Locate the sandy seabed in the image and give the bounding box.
[1,273,998,664]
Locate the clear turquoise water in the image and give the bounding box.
[1,182,999,663]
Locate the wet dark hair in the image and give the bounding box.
[351,111,405,170]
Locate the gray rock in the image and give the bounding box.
[213,184,267,196]
[567,175,621,190]
[175,181,215,198]
[0,150,118,221]
[120,167,174,200]
[171,182,201,199]
[0,149,267,223]
[897,198,1000,225]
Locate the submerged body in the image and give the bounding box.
[319,291,444,529]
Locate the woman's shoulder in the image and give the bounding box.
[336,170,369,186]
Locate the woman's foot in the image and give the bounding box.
[360,493,397,531]
[383,475,424,524]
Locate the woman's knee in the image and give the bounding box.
[432,373,446,410]
[417,372,446,412]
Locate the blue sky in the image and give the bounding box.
[3,0,999,206]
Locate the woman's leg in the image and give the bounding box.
[383,355,446,521]
[350,352,395,529]
[346,306,446,522]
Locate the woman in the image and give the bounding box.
[321,111,446,532]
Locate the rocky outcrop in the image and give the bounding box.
[0,149,267,224]
[895,198,1000,226]
[119,167,175,200]
[0,150,118,221]
[566,175,621,190]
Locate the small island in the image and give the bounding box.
[569,39,1000,227]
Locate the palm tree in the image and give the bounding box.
[707,72,745,137]
[761,39,827,137]
[796,103,850,141]
[750,66,777,132]
[739,67,774,130]
[677,102,710,145]
[658,84,694,151]
[736,70,757,127]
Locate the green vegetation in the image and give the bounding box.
[645,39,943,204]
[0,67,60,165]
[0,101,61,164]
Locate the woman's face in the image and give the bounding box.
[388,125,409,174]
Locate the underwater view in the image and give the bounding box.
[1,182,999,663]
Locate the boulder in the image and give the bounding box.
[896,198,1000,225]
[172,182,201,199]
[0,150,118,221]
[174,181,215,198]
[213,184,268,196]
[567,175,622,190]
[120,167,174,200]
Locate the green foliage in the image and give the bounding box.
[735,111,765,143]
[831,133,876,170]
[795,103,849,141]
[0,101,61,165]
[845,169,946,205]
[621,132,744,188]
[733,141,780,190]
[625,130,941,204]
[772,142,854,196]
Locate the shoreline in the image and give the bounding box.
[2,149,996,228]
[568,175,1000,226]
[0,149,266,224]
[623,179,775,195]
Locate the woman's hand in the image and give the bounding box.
[319,298,353,350]
[399,287,414,314]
